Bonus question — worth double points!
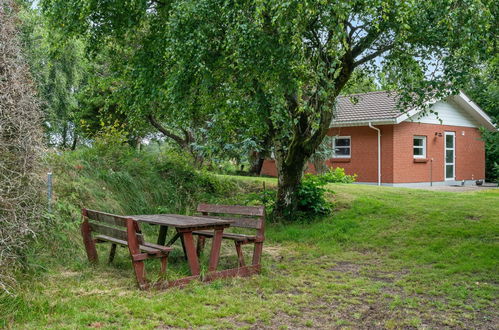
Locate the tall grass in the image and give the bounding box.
[48,143,237,221]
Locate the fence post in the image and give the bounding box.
[47,172,52,212]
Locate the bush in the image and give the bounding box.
[0,1,45,292]
[320,167,357,184]
[296,174,333,216]
[285,167,355,219]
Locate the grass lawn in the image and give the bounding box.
[2,179,498,329]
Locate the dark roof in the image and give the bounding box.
[334,91,402,123]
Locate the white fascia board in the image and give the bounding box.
[456,91,497,131]
[330,119,396,127]
[394,107,420,124]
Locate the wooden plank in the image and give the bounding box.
[131,253,150,261]
[128,214,234,228]
[203,265,261,282]
[192,230,255,242]
[197,203,265,217]
[85,209,127,227]
[141,242,174,252]
[94,234,160,254]
[148,275,201,289]
[90,223,145,244]
[197,215,261,229]
[90,222,128,241]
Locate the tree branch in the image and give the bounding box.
[147,114,187,148]
[353,44,394,67]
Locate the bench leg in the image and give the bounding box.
[208,229,223,272]
[196,236,206,257]
[157,225,168,245]
[132,260,147,289]
[108,243,117,264]
[160,256,168,276]
[180,234,188,261]
[235,241,245,267]
[182,232,201,275]
[252,242,263,267]
[81,219,98,264]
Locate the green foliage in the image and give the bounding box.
[321,167,357,184]
[19,7,89,147]
[296,174,333,217]
[40,0,497,215]
[482,129,499,182]
[291,168,355,218]
[48,142,235,224]
[463,57,499,182]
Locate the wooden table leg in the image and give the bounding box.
[181,231,200,275]
[157,225,168,245]
[208,229,223,272]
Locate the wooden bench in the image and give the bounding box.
[193,204,265,268]
[81,208,173,289]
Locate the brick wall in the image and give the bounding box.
[393,122,485,183]
[326,125,393,183]
[260,122,485,184]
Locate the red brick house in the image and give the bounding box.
[261,91,496,186]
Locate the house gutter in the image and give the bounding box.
[368,122,381,186]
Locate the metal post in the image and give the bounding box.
[430,159,433,186]
[47,172,52,212]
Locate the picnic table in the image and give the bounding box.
[82,207,263,289]
[128,214,233,277]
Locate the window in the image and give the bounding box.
[413,136,426,158]
[333,136,351,158]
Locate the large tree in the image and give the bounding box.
[42,0,495,217]
[20,7,89,148]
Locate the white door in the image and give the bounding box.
[445,132,455,180]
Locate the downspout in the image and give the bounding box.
[368,122,381,186]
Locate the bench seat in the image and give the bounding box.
[95,234,173,255]
[192,230,256,243]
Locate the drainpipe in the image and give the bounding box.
[368,122,381,186]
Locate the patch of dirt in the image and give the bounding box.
[328,261,364,275]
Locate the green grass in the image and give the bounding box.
[1,174,498,328]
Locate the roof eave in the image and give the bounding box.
[330,119,397,128]
[455,91,497,132]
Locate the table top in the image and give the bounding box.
[128,214,234,228]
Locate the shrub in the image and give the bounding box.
[0,1,44,292]
[296,174,333,216]
[320,167,357,184]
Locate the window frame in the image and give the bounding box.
[332,136,351,158]
[413,135,427,159]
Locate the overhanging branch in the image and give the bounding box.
[353,44,394,67]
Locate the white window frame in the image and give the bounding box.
[413,136,427,159]
[332,136,351,158]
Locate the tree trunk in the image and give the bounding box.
[249,151,265,175]
[60,122,68,149]
[273,142,309,218]
[71,133,78,150]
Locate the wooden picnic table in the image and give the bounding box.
[128,214,233,277]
